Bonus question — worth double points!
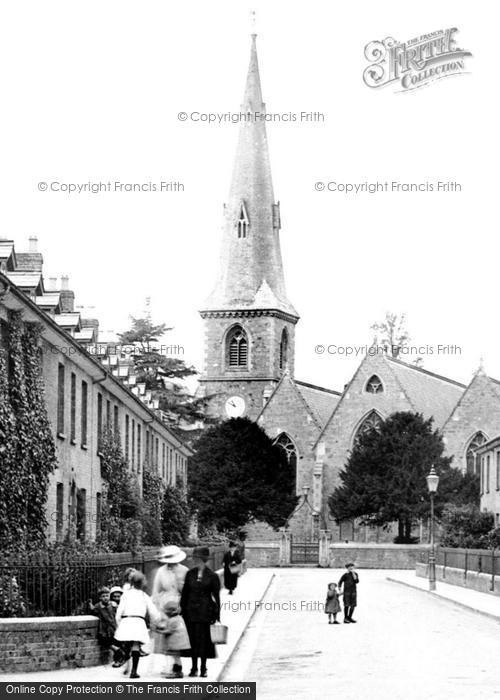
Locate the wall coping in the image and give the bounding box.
[329,543,429,550]
[0,615,98,632]
[245,542,280,548]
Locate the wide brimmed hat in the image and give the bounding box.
[192,546,210,562]
[157,545,187,564]
[109,586,123,596]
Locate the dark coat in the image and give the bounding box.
[338,571,359,606]
[223,550,242,591]
[91,601,116,640]
[180,566,221,624]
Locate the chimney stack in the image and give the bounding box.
[59,275,75,312]
[28,236,38,253]
[61,275,69,291]
[49,276,57,291]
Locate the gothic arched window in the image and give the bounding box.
[237,204,249,238]
[279,328,288,370]
[227,325,248,368]
[354,410,383,446]
[466,432,487,475]
[366,375,384,394]
[274,433,297,488]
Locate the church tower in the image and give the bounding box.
[199,34,299,421]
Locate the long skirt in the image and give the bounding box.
[223,568,238,592]
[184,620,217,659]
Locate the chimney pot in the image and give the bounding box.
[29,236,38,253]
[49,276,57,291]
[61,275,69,291]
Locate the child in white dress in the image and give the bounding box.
[115,571,160,678]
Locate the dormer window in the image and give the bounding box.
[237,203,249,238]
[366,375,383,394]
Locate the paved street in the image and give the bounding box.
[223,569,500,700]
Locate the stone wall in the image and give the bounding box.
[244,542,280,567]
[328,544,428,569]
[416,562,500,596]
[0,616,101,673]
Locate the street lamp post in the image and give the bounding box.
[426,465,440,591]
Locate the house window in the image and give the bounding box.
[137,425,141,472]
[480,457,484,495]
[57,363,65,435]
[76,488,86,541]
[131,420,135,470]
[466,432,487,475]
[95,492,101,535]
[366,375,383,394]
[227,326,248,368]
[237,204,249,238]
[97,393,103,452]
[162,444,166,479]
[155,438,159,468]
[70,373,76,442]
[125,415,130,462]
[486,455,490,493]
[279,329,288,370]
[496,452,500,491]
[81,381,88,446]
[106,400,111,428]
[114,405,119,435]
[56,483,64,540]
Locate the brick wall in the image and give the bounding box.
[244,542,280,567]
[0,616,101,673]
[416,562,500,596]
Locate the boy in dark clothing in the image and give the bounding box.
[89,586,124,667]
[338,563,359,623]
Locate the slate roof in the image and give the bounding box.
[295,380,341,428]
[384,356,465,427]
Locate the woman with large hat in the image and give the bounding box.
[180,546,221,678]
[151,545,189,677]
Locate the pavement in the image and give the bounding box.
[387,570,500,621]
[222,569,500,699]
[0,568,274,683]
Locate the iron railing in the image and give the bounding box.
[418,546,500,589]
[0,544,231,617]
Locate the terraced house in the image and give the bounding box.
[0,237,191,542]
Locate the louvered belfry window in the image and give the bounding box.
[228,326,248,368]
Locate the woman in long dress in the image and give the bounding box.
[151,545,189,676]
[180,546,221,678]
[222,542,242,595]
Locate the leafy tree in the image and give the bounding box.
[161,486,191,545]
[329,412,473,543]
[98,428,142,552]
[118,312,213,427]
[188,418,298,533]
[141,464,164,546]
[371,311,422,366]
[440,505,494,548]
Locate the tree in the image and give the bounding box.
[98,429,142,552]
[161,486,191,545]
[141,464,164,546]
[440,505,494,548]
[118,312,213,427]
[329,411,473,542]
[371,311,422,366]
[188,418,298,533]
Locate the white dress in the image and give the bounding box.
[115,588,160,645]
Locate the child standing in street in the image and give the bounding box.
[324,582,341,624]
[89,586,124,667]
[156,599,191,678]
[115,571,161,678]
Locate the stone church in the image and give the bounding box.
[198,35,500,542]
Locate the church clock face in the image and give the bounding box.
[225,396,246,418]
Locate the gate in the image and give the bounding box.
[290,537,319,564]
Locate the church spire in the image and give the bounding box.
[202,34,298,319]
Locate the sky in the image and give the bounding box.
[0,1,497,392]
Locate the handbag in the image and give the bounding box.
[210,622,228,645]
[229,563,242,575]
